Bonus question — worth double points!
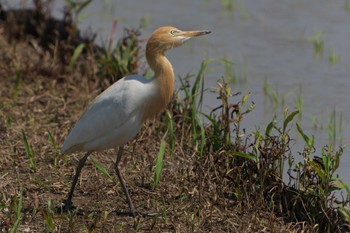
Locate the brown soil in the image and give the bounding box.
[0,4,303,233]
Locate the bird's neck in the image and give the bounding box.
[143,47,175,120]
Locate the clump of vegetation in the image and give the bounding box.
[98,24,141,85]
[0,1,349,232]
[0,0,141,86]
[164,64,350,232]
[306,30,324,58]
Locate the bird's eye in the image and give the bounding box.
[170,30,179,36]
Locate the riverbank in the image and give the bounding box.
[0,2,348,232]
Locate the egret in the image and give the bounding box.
[61,26,210,216]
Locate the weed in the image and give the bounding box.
[220,0,235,11]
[12,70,22,105]
[239,3,252,20]
[9,192,22,233]
[263,78,279,110]
[91,157,114,180]
[328,108,343,147]
[295,84,303,121]
[48,131,60,168]
[42,198,56,232]
[310,113,320,130]
[307,30,324,58]
[221,58,236,85]
[22,130,36,173]
[174,72,349,231]
[344,0,350,12]
[98,27,141,84]
[69,43,85,68]
[64,0,93,23]
[165,110,175,159]
[152,132,167,189]
[140,13,151,28]
[220,58,248,86]
[329,48,340,64]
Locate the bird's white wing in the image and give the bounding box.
[61,75,155,154]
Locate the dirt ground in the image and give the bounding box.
[0,6,305,233]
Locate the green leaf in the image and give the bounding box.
[69,43,85,68]
[197,117,206,158]
[153,133,167,189]
[22,130,36,172]
[166,111,175,159]
[283,110,299,132]
[10,192,22,233]
[321,148,331,174]
[296,123,314,149]
[265,117,276,138]
[333,178,350,195]
[47,131,57,150]
[76,0,93,14]
[231,152,257,162]
[309,160,326,181]
[241,92,250,106]
[22,130,31,158]
[91,157,113,180]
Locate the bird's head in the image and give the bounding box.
[146,26,211,54]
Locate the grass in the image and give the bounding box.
[329,47,340,64]
[220,0,235,11]
[239,3,252,21]
[327,107,343,148]
[65,0,94,22]
[152,132,167,189]
[9,192,23,233]
[263,77,279,110]
[306,30,324,58]
[22,130,36,173]
[69,43,86,68]
[0,1,349,232]
[344,0,350,12]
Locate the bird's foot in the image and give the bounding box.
[55,200,76,214]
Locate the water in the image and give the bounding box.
[7,0,350,184]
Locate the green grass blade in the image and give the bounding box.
[91,157,113,180]
[47,131,57,151]
[197,116,206,158]
[265,116,276,138]
[75,0,93,15]
[231,152,257,163]
[69,43,85,68]
[47,131,60,167]
[13,70,22,104]
[22,130,36,172]
[179,76,191,102]
[153,132,167,189]
[283,110,299,133]
[166,111,175,159]
[334,178,350,195]
[296,123,314,149]
[309,160,326,181]
[22,130,31,158]
[10,192,22,233]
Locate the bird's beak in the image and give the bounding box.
[178,30,211,38]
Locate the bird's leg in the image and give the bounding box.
[63,151,91,211]
[114,146,137,217]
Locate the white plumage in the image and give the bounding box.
[60,26,210,216]
[61,75,157,153]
